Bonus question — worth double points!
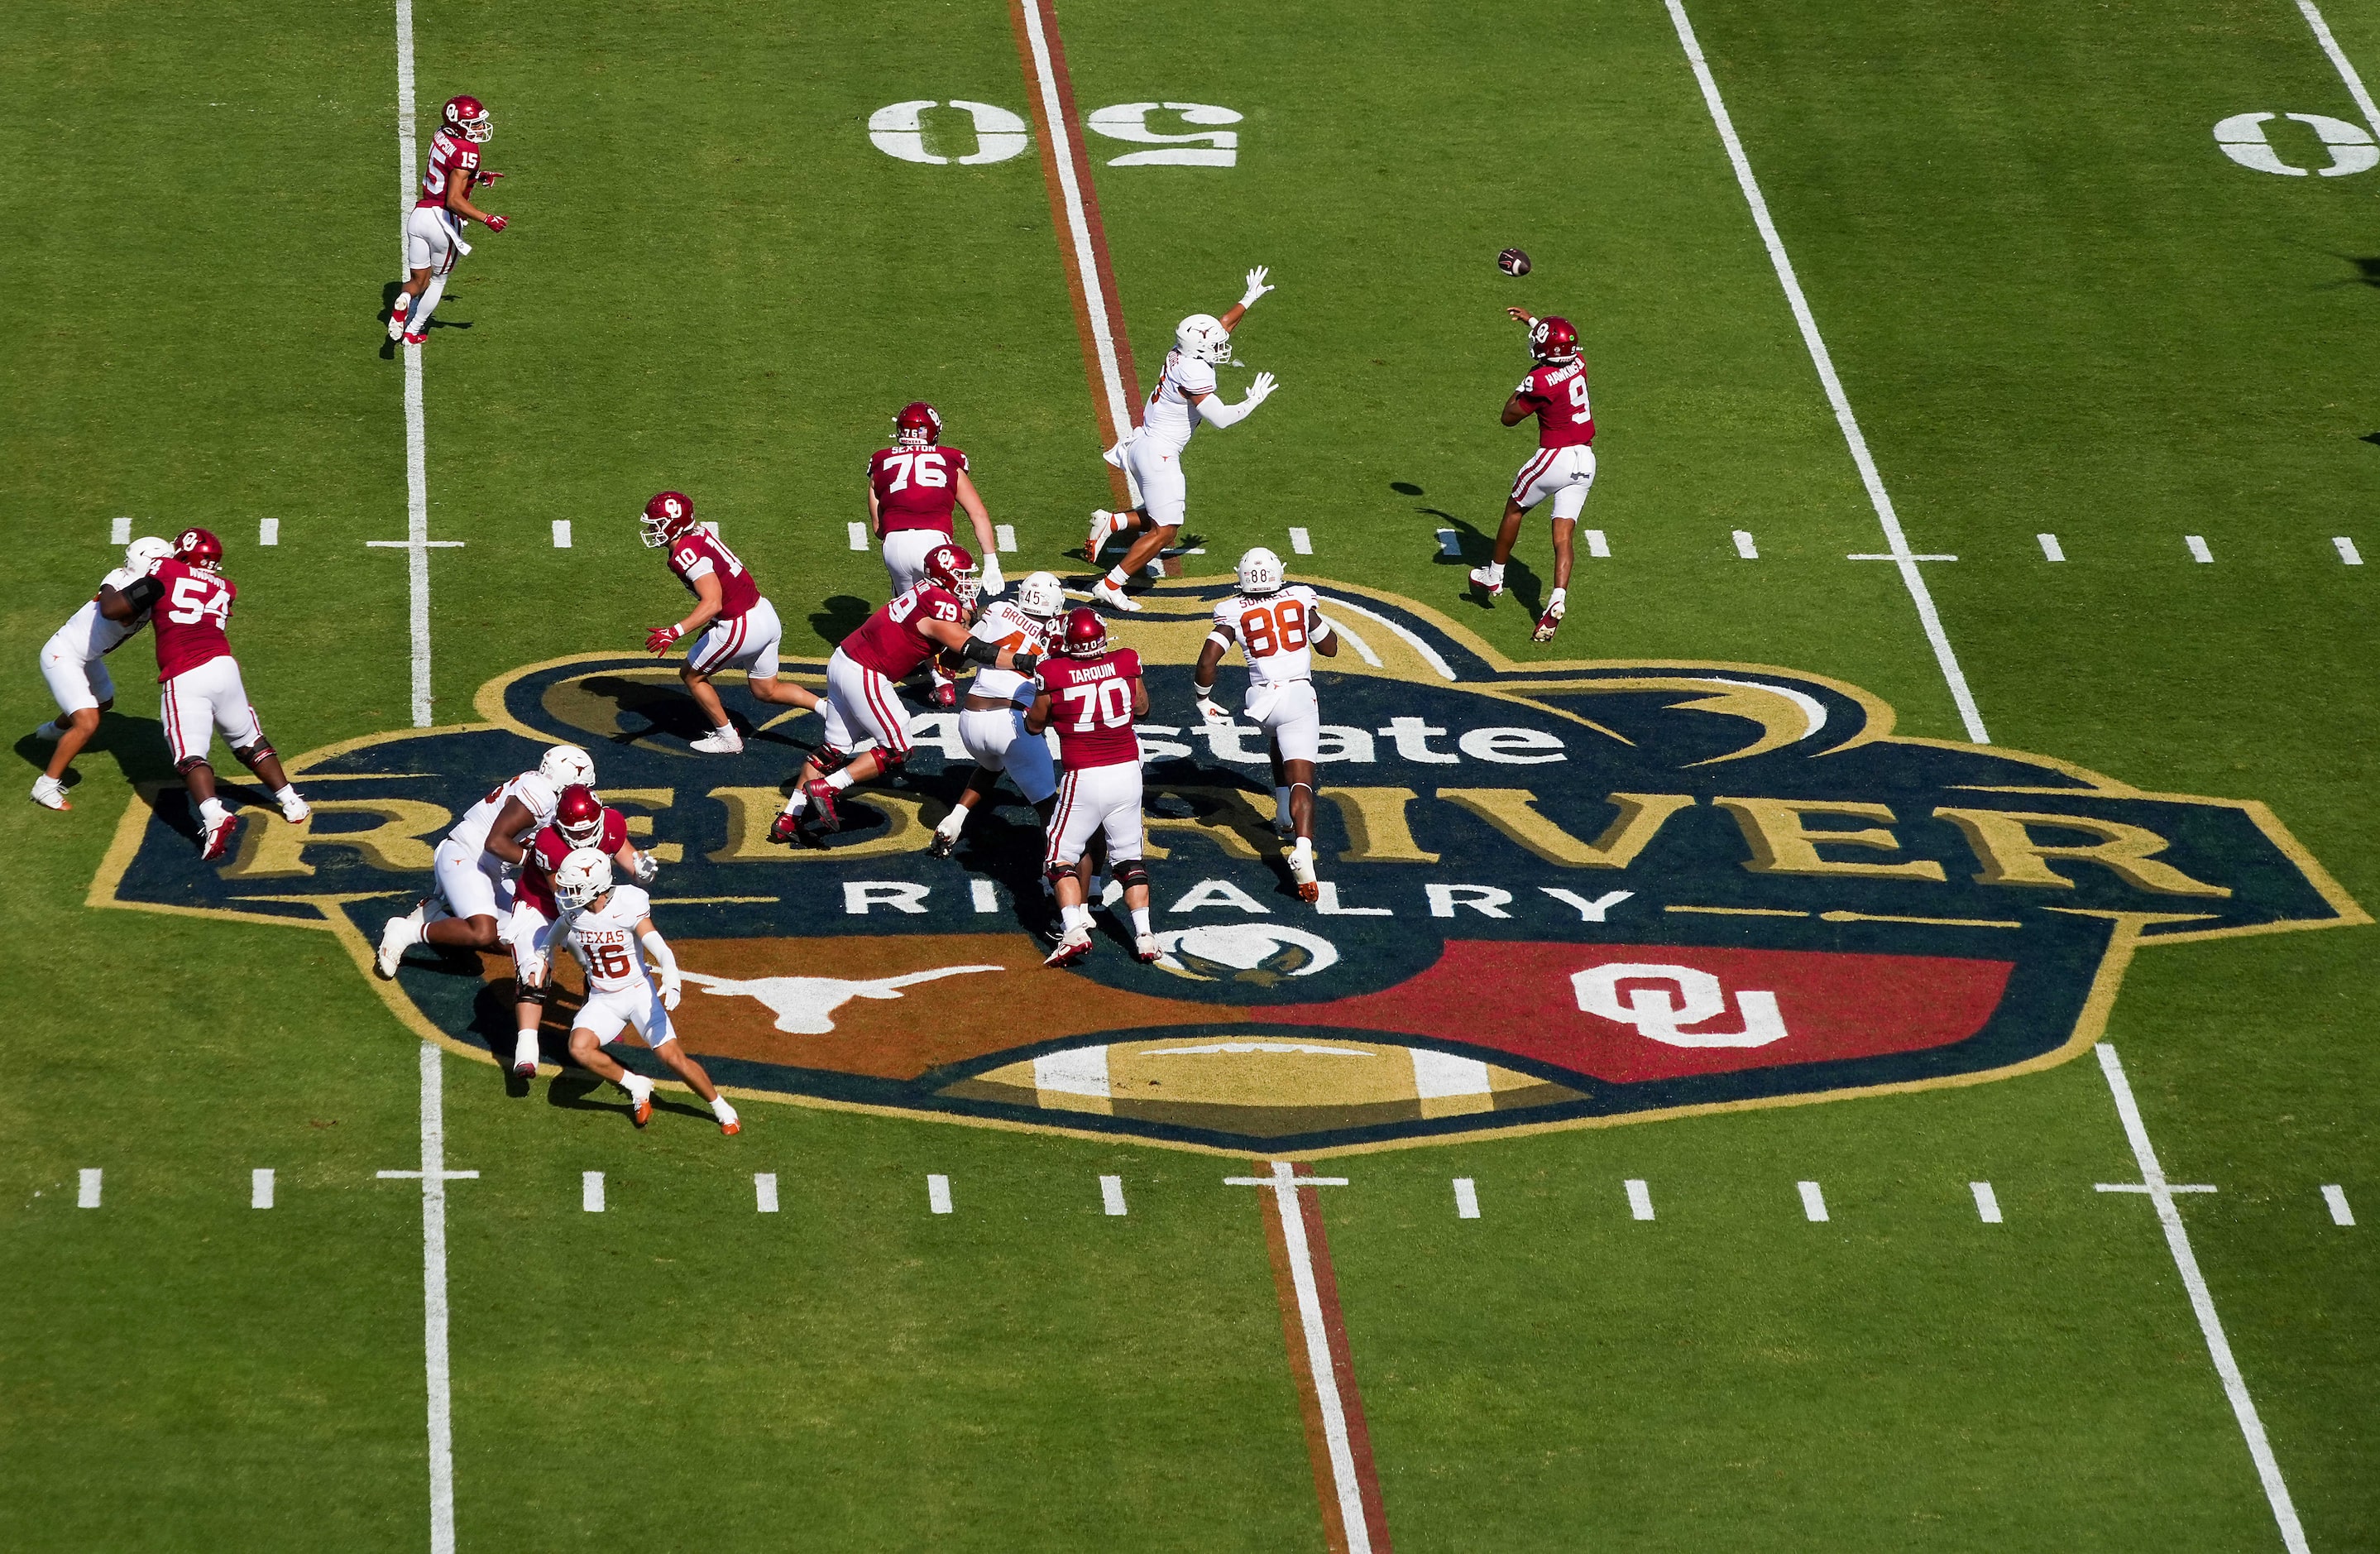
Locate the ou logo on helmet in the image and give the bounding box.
[1572,962,1789,1049]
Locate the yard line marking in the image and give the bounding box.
[252,1168,275,1209]
[1732,529,1760,559]
[551,519,572,549]
[994,523,1018,553]
[375,1040,473,1554]
[1452,1177,1481,1219]
[391,0,438,731]
[1666,0,1990,743]
[927,1173,953,1214]
[258,519,280,547]
[78,1168,102,1208]
[1626,1177,1655,1220]
[1585,528,1611,559]
[2297,0,2380,140]
[2095,1043,2308,1553]
[1850,550,1955,562]
[2320,1184,2354,1225]
[2186,535,2215,564]
[1971,1181,2002,1223]
[109,516,132,544]
[1798,1180,1830,1221]
[582,1172,605,1212]
[1231,1161,1387,1553]
[971,880,998,913]
[755,1173,779,1214]
[1289,526,1314,555]
[2038,532,2066,562]
[1436,528,1462,558]
[1101,1174,1128,1216]
[2333,536,2361,565]
[368,540,464,549]
[846,521,867,551]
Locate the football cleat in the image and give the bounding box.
[402,331,426,347]
[510,1031,539,1079]
[720,1116,741,1136]
[386,295,410,342]
[932,680,957,710]
[1086,509,1118,562]
[1089,579,1142,613]
[31,775,69,811]
[1134,933,1161,964]
[802,780,842,834]
[200,811,242,861]
[1531,595,1567,643]
[630,1093,654,1128]
[33,720,63,741]
[927,827,960,860]
[689,727,744,755]
[1468,566,1505,599]
[376,901,426,979]
[1044,926,1094,967]
[767,809,803,846]
[1289,847,1320,904]
[278,790,310,824]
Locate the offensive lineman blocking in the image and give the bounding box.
[1032,608,1157,966]
[931,571,1065,858]
[374,743,597,973]
[1195,547,1338,902]
[31,535,173,810]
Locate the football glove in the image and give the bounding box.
[485,213,507,233]
[660,971,682,1010]
[1196,692,1234,727]
[979,554,1006,597]
[630,850,660,885]
[1244,371,1279,407]
[644,625,681,655]
[1011,650,1041,679]
[1240,266,1273,308]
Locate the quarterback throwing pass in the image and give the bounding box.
[1470,309,1598,642]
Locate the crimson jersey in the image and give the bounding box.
[842,583,966,680]
[516,808,632,918]
[867,445,970,535]
[1039,650,1143,770]
[665,527,760,620]
[1514,357,1595,449]
[146,559,236,681]
[416,127,481,210]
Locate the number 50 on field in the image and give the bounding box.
[870,99,1243,166]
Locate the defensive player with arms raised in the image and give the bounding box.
[1030,608,1157,966]
[374,743,596,974]
[388,95,508,347]
[868,403,1003,707]
[31,535,172,811]
[1469,309,1597,642]
[1086,268,1279,612]
[1195,547,1338,903]
[547,849,740,1134]
[768,544,1038,843]
[507,784,658,1079]
[929,570,1065,858]
[97,528,310,858]
[638,491,819,753]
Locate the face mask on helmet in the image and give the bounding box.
[639,492,693,549]
[553,847,613,910]
[556,785,605,848]
[928,548,981,608]
[1175,314,1231,365]
[1061,607,1110,658]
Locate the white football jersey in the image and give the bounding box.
[965,599,1056,706]
[560,885,655,995]
[1135,348,1219,452]
[50,566,152,663]
[1214,585,1328,687]
[446,770,561,855]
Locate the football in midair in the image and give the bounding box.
[1497,247,1531,277]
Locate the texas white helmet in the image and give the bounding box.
[1015,571,1065,620]
[539,743,596,789]
[124,535,175,575]
[1175,313,1231,366]
[553,847,613,911]
[1236,546,1286,596]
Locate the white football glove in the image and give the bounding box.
[661,971,682,1011]
[1239,266,1273,309]
[519,955,547,990]
[630,850,659,885]
[1244,371,1279,407]
[1196,692,1235,727]
[979,554,1006,597]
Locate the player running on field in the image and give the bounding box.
[769,544,1039,844]
[97,528,310,859]
[546,849,740,1134]
[31,535,173,811]
[1030,607,1157,966]
[389,95,507,347]
[1469,309,1597,642]
[868,401,1004,707]
[506,784,658,1079]
[637,491,821,753]
[1195,547,1339,903]
[1086,267,1280,612]
[930,570,1065,859]
[374,743,596,973]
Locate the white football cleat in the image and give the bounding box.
[1468,566,1506,599]
[30,775,69,811]
[376,900,427,979]
[200,810,242,861]
[278,790,310,824]
[32,721,64,742]
[689,727,745,755]
[387,295,410,342]
[1133,933,1161,964]
[510,1031,539,1078]
[1289,846,1319,904]
[1090,579,1142,613]
[1086,509,1118,562]
[1531,594,1567,644]
[1044,926,1094,967]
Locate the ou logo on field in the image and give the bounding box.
[1573,962,1788,1049]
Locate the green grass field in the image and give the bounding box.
[6,0,2378,1548]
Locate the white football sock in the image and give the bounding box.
[1130,906,1152,937]
[1549,587,1567,608]
[513,1029,538,1061]
[1061,904,1094,933]
[620,1072,653,1102]
[1482,562,1506,583]
[1103,565,1131,590]
[410,271,449,333]
[199,796,230,824]
[825,768,857,792]
[783,790,808,816]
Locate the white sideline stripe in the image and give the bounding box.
[1585,528,1610,559]
[1017,0,1134,444]
[1733,529,1759,559]
[1626,1177,1655,1220]
[258,519,280,547]
[552,520,572,549]
[1453,1177,1481,1219]
[252,1168,275,1209]
[2186,534,2215,564]
[2333,536,2361,566]
[928,1173,953,1214]
[1798,1180,1829,1221]
[1971,1181,2002,1223]
[392,0,434,731]
[971,879,998,913]
[1435,529,1462,559]
[385,1040,466,1554]
[1317,594,1457,681]
[109,516,132,544]
[1227,1162,1367,1553]
[846,521,868,551]
[755,1173,779,1214]
[2321,1184,2354,1226]
[1289,526,1314,555]
[1101,1174,1128,1216]
[1666,0,1990,744]
[582,1172,605,1213]
[2038,532,2066,563]
[995,523,1018,553]
[2298,0,2380,141]
[79,1168,103,1208]
[2095,1043,2308,1553]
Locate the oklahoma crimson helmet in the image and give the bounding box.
[175,527,225,572]
[1530,314,1579,362]
[893,401,942,448]
[639,491,696,549]
[924,542,980,607]
[1059,606,1110,659]
[443,95,492,145]
[555,784,605,849]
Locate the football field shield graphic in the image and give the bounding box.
[90,579,2366,1155]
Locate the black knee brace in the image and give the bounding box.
[1113,859,1150,892]
[515,979,551,1007]
[232,741,275,771]
[175,755,211,776]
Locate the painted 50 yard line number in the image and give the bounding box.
[2213,110,2377,175]
[870,99,1242,166]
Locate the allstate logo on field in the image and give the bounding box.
[91,578,2367,1155]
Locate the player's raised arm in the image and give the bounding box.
[1217,265,1273,333]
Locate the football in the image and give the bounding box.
[1497,247,1531,276]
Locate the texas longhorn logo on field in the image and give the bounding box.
[91,578,2364,1156]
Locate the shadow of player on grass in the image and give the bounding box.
[15,711,297,836]
[1414,502,1544,616]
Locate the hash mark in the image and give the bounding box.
[1453,1177,1480,1219]
[582,1171,605,1213]
[79,1168,103,1208]
[1435,529,1461,559]
[1585,529,1610,558]
[1798,1180,1829,1221]
[1733,530,1759,559]
[2335,537,2363,566]
[1625,1178,1655,1221]
[1971,1181,2002,1223]
[110,517,132,544]
[1289,526,1313,555]
[258,519,280,547]
[552,519,572,549]
[994,524,1018,553]
[2038,532,2065,562]
[755,1173,779,1214]
[252,1168,275,1210]
[928,1173,953,1214]
[2323,1184,2355,1226]
[2186,534,2214,564]
[847,521,868,551]
[1100,1175,1128,1216]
